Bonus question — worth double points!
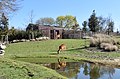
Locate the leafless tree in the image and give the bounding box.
[0,0,21,15]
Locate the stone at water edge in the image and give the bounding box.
[0,50,5,56]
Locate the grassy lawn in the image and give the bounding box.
[5,39,120,60]
[1,39,120,79]
[5,39,85,58]
[0,57,67,79]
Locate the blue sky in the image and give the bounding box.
[9,0,120,31]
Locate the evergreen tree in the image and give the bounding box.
[0,13,9,43]
[82,21,87,32]
[88,10,99,33]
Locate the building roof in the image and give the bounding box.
[38,25,64,30]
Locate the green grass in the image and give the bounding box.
[15,57,78,64]
[1,39,120,79]
[5,39,86,57]
[0,58,67,79]
[2,39,86,79]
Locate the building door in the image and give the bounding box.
[50,30,54,39]
[55,30,60,39]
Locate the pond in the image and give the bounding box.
[16,58,120,79]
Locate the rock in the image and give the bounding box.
[0,44,6,50]
[0,50,5,56]
[114,59,120,62]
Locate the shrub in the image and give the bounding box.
[90,34,118,47]
[100,43,111,49]
[89,34,119,51]
[104,45,118,51]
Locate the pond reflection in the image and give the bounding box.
[57,59,66,71]
[15,58,120,79]
[42,59,120,79]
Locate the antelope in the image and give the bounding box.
[57,44,66,54]
[56,34,60,39]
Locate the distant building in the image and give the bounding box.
[26,24,82,39]
[37,25,83,39]
[38,25,64,39]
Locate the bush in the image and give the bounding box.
[89,34,119,51]
[104,44,118,51]
[90,34,118,47]
[100,43,111,49]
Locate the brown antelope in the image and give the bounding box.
[55,32,61,39]
[56,34,60,39]
[57,44,66,54]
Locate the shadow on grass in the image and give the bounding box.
[49,47,87,55]
[50,52,58,55]
[66,47,87,51]
[49,47,88,55]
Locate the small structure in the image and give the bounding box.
[62,28,82,39]
[38,25,83,39]
[38,25,63,39]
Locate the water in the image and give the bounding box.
[16,58,120,79]
[42,59,120,79]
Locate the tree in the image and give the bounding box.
[26,23,42,39]
[72,17,79,38]
[0,0,21,43]
[28,10,35,39]
[56,16,65,27]
[98,16,107,32]
[88,10,99,33]
[104,17,114,35]
[82,21,87,32]
[8,26,17,41]
[72,17,79,29]
[1,13,9,34]
[0,0,20,14]
[117,29,119,34]
[0,13,9,43]
[26,23,37,39]
[56,15,78,29]
[15,30,29,40]
[97,16,114,34]
[36,17,55,26]
[65,15,76,29]
[107,20,114,35]
[82,21,88,47]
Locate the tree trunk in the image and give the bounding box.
[32,32,34,39]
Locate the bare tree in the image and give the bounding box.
[0,0,21,43]
[0,0,21,14]
[29,10,35,39]
[36,17,55,26]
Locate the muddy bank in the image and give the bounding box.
[76,47,120,67]
[84,58,120,67]
[13,54,120,68]
[56,55,120,68]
